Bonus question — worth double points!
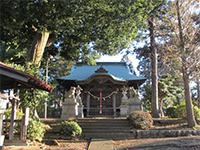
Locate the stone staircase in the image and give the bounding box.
[41,118,200,141]
[42,118,134,140]
[77,118,134,139]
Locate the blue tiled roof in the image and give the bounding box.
[57,62,146,82]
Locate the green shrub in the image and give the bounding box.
[175,103,187,119]
[193,106,200,122]
[27,118,46,142]
[165,107,176,118]
[166,103,200,122]
[3,108,24,139]
[60,121,82,137]
[127,111,153,130]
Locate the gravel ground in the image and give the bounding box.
[4,136,200,150]
[113,136,200,150]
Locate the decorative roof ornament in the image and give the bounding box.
[95,66,108,73]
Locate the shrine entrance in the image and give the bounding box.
[87,91,112,116]
[79,76,124,117]
[82,90,120,117]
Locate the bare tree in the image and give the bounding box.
[160,0,200,127]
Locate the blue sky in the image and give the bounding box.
[96,42,144,76]
[97,53,139,75]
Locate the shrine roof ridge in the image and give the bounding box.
[57,62,146,82]
[76,62,127,65]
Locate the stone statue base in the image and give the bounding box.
[120,98,129,105]
[120,98,129,117]
[78,105,84,118]
[61,98,79,120]
[127,101,142,115]
[120,97,142,117]
[120,105,128,117]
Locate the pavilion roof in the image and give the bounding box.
[0,61,54,92]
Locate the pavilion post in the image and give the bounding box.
[0,113,5,146]
[113,93,116,117]
[87,94,90,116]
[21,108,30,140]
[62,88,66,102]
[9,82,17,140]
[0,114,3,135]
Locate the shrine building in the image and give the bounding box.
[57,62,146,118]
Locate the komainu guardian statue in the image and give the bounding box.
[65,86,76,101]
[129,87,140,99]
[61,86,78,119]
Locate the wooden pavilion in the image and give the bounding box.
[57,62,146,117]
[0,61,53,142]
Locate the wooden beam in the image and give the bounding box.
[0,69,28,83]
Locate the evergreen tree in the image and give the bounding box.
[0,0,164,68]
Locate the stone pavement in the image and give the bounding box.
[88,138,114,150]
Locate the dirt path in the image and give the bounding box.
[4,136,200,150]
[113,136,200,150]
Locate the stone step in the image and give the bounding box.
[77,118,132,138]
[82,133,134,138]
[78,122,130,127]
[153,119,187,126]
[80,125,130,129]
[77,119,130,125]
[81,129,132,134]
[43,134,72,140]
[82,129,132,133]
[78,122,130,126]
[78,118,128,122]
[46,129,60,134]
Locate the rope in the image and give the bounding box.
[87,91,118,100]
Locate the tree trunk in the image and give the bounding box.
[28,32,50,68]
[33,108,40,120]
[149,18,159,118]
[197,77,200,108]
[176,96,180,105]
[159,95,165,117]
[182,65,197,127]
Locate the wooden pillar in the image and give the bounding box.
[9,82,17,140]
[0,113,4,147]
[21,108,30,140]
[62,88,66,102]
[197,78,200,108]
[87,93,90,116]
[0,114,3,135]
[113,93,116,117]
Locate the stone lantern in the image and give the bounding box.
[76,85,84,118]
